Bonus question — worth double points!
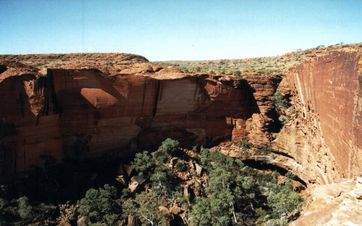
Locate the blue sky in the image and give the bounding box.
[0,0,361,60]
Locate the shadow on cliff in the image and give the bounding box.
[0,74,42,176]
[243,159,307,187]
[1,155,125,204]
[240,79,261,117]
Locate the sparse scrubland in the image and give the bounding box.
[155,43,357,77]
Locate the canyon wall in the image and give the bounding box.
[274,49,362,183]
[1,60,276,176]
[1,47,361,185]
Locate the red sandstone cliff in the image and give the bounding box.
[274,46,362,184]
[1,55,278,176]
[2,46,362,226]
[1,45,361,184]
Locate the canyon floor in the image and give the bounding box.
[0,43,362,225]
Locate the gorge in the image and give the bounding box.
[0,44,361,225]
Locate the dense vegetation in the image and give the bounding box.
[0,138,303,225]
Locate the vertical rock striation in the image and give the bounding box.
[274,48,362,183]
[1,60,272,175]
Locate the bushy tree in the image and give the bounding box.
[17,196,33,219]
[150,167,172,195]
[152,138,179,163]
[193,149,304,225]
[192,150,256,225]
[78,184,121,225]
[267,180,303,217]
[132,151,155,177]
[153,149,169,164]
[200,149,244,172]
[209,191,234,226]
[189,198,212,226]
[199,148,212,169]
[153,138,180,163]
[122,190,171,225]
[0,197,7,215]
[190,190,235,226]
[159,138,179,154]
[207,167,233,193]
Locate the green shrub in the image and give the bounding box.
[153,138,179,163]
[270,92,288,109]
[122,190,171,225]
[189,198,212,226]
[78,184,121,225]
[132,151,155,177]
[233,70,241,77]
[0,198,6,215]
[266,217,289,226]
[150,166,175,195]
[190,191,235,226]
[240,139,251,149]
[159,138,179,153]
[174,162,187,172]
[17,196,33,219]
[267,180,303,217]
[153,149,170,163]
[199,148,211,168]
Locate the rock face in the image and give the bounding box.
[291,176,362,226]
[1,56,279,176]
[274,47,362,183]
[1,46,361,188]
[243,75,281,147]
